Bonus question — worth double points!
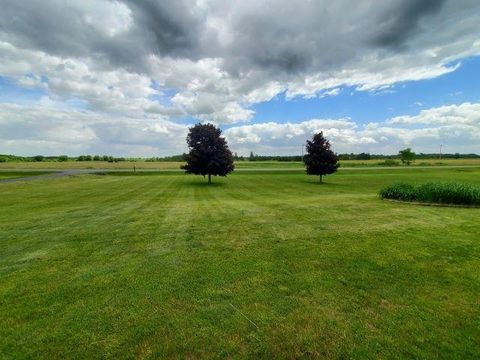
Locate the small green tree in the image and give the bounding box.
[303,132,339,183]
[399,148,415,165]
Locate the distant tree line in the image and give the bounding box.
[0,154,128,162]
[243,153,304,162]
[1,152,479,164]
[337,152,480,160]
[145,155,185,162]
[77,155,127,162]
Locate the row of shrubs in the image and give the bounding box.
[376,160,450,167]
[379,182,480,206]
[0,155,127,162]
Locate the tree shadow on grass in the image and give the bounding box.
[301,178,343,187]
[183,178,228,187]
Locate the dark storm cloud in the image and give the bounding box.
[0,0,203,71]
[373,0,446,47]
[0,0,136,70]
[206,1,452,75]
[0,1,92,58]
[0,0,474,76]
[121,0,202,57]
[212,2,352,75]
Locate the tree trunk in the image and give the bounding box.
[319,174,323,183]
[208,173,211,184]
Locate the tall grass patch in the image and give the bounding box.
[380,181,480,206]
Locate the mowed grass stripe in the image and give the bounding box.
[0,169,479,358]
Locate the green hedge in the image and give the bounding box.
[380,182,480,206]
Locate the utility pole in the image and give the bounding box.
[439,144,442,160]
[301,144,304,161]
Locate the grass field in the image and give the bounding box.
[1,158,479,170]
[1,167,480,358]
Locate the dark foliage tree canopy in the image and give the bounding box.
[182,123,234,183]
[303,131,339,182]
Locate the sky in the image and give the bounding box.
[0,0,479,156]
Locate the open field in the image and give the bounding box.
[1,158,480,171]
[1,167,480,358]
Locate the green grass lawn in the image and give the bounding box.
[1,168,479,358]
